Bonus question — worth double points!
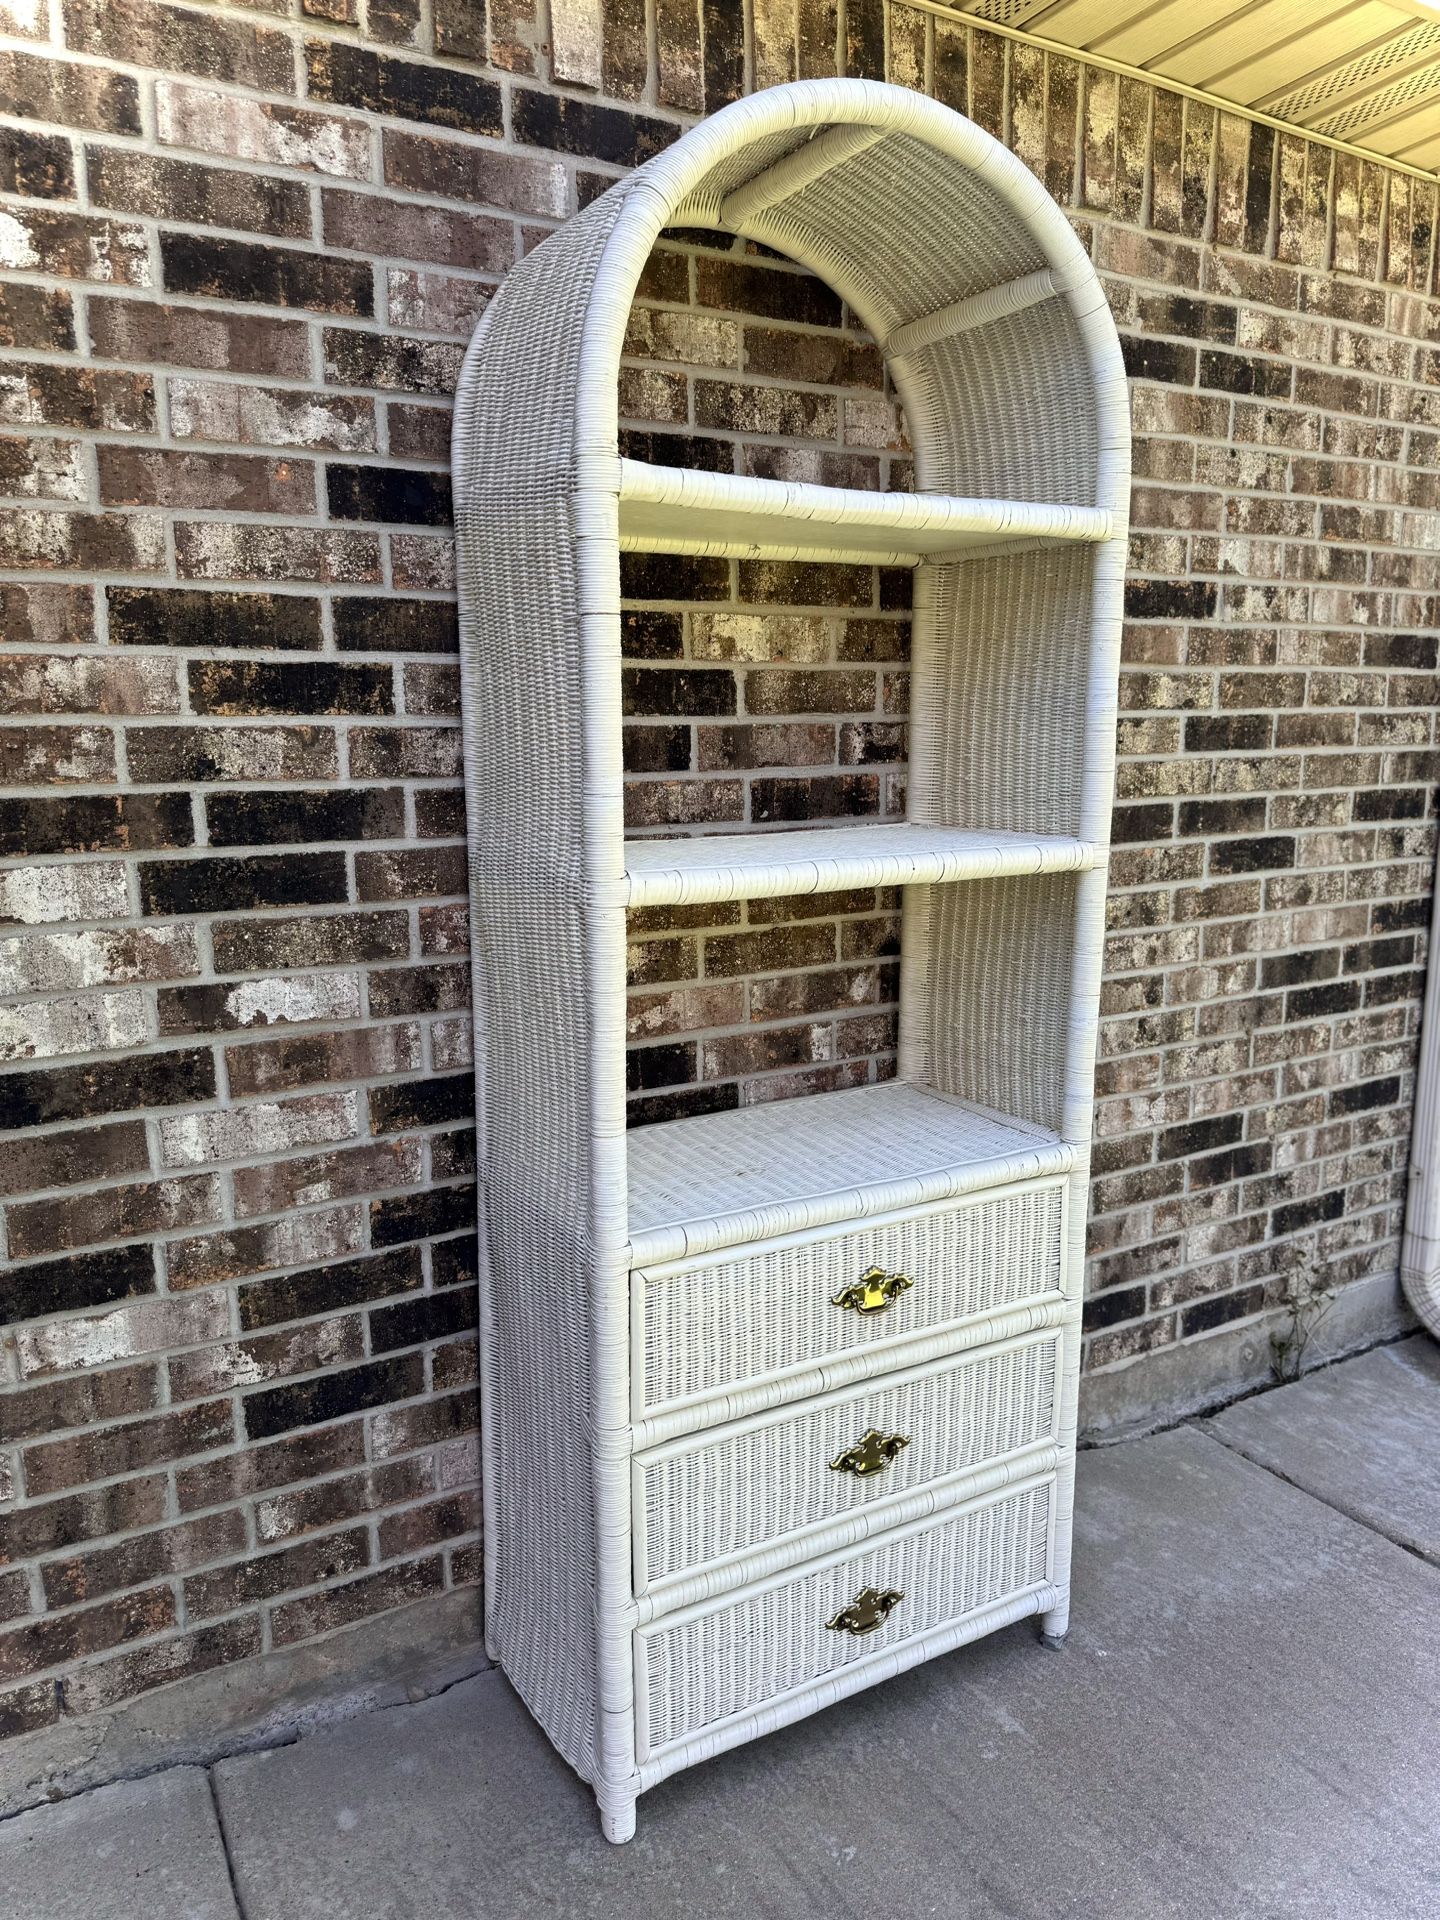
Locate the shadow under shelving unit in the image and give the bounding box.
[454,79,1130,1843]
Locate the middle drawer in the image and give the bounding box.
[633,1326,1062,1596]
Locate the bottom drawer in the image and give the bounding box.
[636,1476,1053,1759]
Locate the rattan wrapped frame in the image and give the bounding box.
[453,79,1130,1843]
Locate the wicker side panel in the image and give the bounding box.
[640,1184,1064,1412]
[640,1334,1059,1583]
[453,185,634,1779]
[920,874,1078,1133]
[641,1480,1052,1752]
[921,546,1094,841]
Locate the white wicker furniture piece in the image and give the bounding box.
[453,78,1129,1844]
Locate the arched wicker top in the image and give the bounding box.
[456,78,1129,515]
[572,80,1129,510]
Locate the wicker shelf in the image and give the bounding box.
[627,1080,1069,1267]
[617,459,1113,564]
[623,821,1097,907]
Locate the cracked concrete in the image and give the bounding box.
[4,1336,1438,1920]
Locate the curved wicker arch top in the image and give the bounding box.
[571,78,1129,506]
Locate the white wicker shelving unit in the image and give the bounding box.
[454,78,1130,1844]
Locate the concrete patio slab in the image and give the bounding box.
[212,1426,1440,1920]
[1208,1334,1440,1565]
[0,1766,237,1920]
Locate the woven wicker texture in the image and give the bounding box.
[627,1081,1065,1262]
[454,178,641,1778]
[623,821,1096,906]
[616,459,1109,561]
[640,1479,1053,1753]
[639,1334,1059,1583]
[453,77,1128,1838]
[923,547,1094,840]
[639,1181,1064,1412]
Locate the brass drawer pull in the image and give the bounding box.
[831,1266,913,1315]
[830,1428,910,1478]
[826,1586,904,1636]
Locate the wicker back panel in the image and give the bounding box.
[454,182,637,1777]
[640,1184,1063,1413]
[922,547,1093,840]
[909,302,1098,503]
[640,1334,1059,1583]
[920,874,1078,1133]
[641,1480,1052,1753]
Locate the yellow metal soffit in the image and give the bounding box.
[903,0,1440,181]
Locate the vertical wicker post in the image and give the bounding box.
[454,78,1130,1844]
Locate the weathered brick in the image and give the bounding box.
[0,48,140,135]
[126,724,337,785]
[158,971,361,1035]
[306,41,504,134]
[233,1138,421,1218]
[174,523,381,584]
[0,1120,150,1200]
[23,1400,234,1497]
[383,132,566,215]
[156,81,371,180]
[0,1477,167,1561]
[64,0,295,89]
[243,1352,424,1440]
[2,1243,155,1329]
[0,986,149,1063]
[158,1092,359,1167]
[139,852,348,917]
[16,1290,230,1378]
[41,1511,247,1608]
[322,328,465,393]
[167,1204,365,1290]
[0,509,165,574]
[268,1552,443,1645]
[168,378,377,452]
[0,652,180,716]
[185,1527,371,1619]
[1,1048,215,1131]
[86,148,312,238]
[0,283,75,352]
[62,1615,263,1716]
[238,1246,421,1332]
[161,233,374,316]
[0,1584,175,1683]
[7,1167,221,1259]
[89,297,309,377]
[97,447,316,514]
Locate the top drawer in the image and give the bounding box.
[633,1176,1066,1422]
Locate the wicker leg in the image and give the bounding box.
[1039,1595,1070,1650]
[598,1789,638,1845]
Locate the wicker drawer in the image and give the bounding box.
[632,1176,1066,1421]
[633,1329,1061,1592]
[635,1475,1054,1759]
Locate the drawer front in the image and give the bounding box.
[638,1477,1052,1757]
[636,1178,1065,1417]
[636,1330,1060,1588]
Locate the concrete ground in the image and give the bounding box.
[4,1336,1438,1920]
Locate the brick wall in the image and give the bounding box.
[1,0,1437,1752]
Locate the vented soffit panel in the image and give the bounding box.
[921,0,1440,176]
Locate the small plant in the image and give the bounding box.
[1270,1256,1337,1385]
